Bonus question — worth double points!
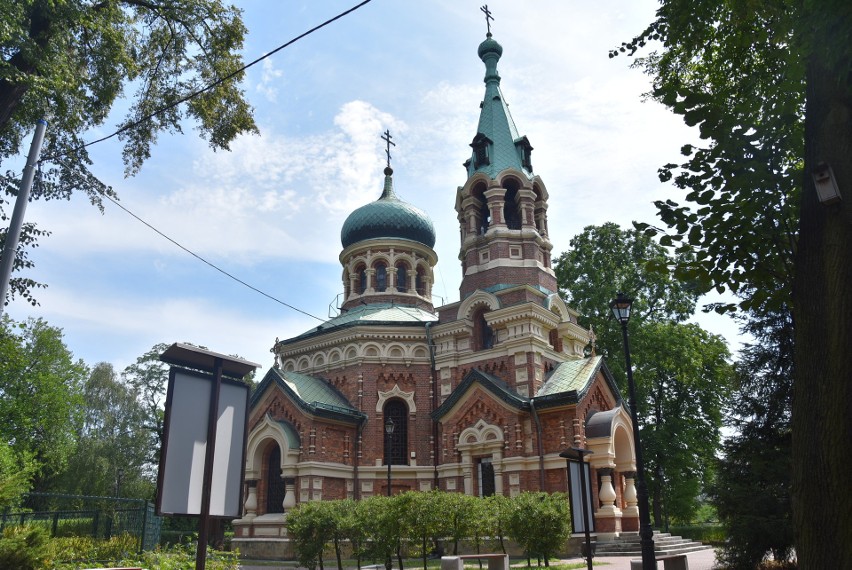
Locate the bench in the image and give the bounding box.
[441,553,509,570]
[630,554,689,570]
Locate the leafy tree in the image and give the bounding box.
[122,342,170,469]
[631,321,732,526]
[55,362,152,498]
[441,491,478,556]
[359,495,402,570]
[613,2,852,564]
[484,493,511,554]
[330,499,365,570]
[342,499,371,570]
[0,443,35,509]
[505,492,570,567]
[0,0,256,304]
[713,308,794,569]
[0,315,86,491]
[287,500,336,570]
[554,223,730,524]
[553,222,698,382]
[397,490,449,570]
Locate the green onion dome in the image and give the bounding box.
[340,167,436,249]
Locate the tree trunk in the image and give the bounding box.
[792,11,852,567]
[0,5,53,130]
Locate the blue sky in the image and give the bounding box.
[5,0,741,374]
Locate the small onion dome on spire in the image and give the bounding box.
[478,32,503,60]
[340,166,436,249]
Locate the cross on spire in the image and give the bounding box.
[381,129,396,168]
[480,5,493,35]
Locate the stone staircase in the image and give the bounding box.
[593,532,713,557]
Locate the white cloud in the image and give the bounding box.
[256,58,283,102]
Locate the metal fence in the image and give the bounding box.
[1,493,162,552]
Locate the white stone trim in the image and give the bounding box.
[376,384,416,413]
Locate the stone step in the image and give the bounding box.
[594,532,711,558]
[600,537,692,547]
[595,543,714,557]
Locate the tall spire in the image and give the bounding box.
[465,20,533,180]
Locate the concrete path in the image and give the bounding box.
[241,548,720,570]
[558,548,719,569]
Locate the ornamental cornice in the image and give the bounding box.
[463,256,555,276]
[340,238,438,266]
[276,326,430,358]
[486,303,560,328]
[430,323,471,339]
[559,321,592,343]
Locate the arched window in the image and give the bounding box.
[375,262,387,292]
[479,200,491,234]
[472,306,494,351]
[396,263,408,292]
[415,268,425,296]
[265,443,285,514]
[358,266,367,294]
[383,399,408,466]
[504,183,521,230]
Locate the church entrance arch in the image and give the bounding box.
[243,414,301,517]
[265,443,286,513]
[457,419,504,495]
[478,458,496,497]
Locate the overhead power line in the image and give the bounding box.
[41,0,373,161]
[33,1,375,321]
[101,191,325,322]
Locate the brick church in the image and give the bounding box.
[234,30,640,552]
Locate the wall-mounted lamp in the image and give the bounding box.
[812,162,842,205]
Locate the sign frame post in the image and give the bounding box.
[157,343,259,570]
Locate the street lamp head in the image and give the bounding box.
[610,292,633,324]
[385,417,395,434]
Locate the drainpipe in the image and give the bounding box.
[529,397,546,490]
[354,416,366,500]
[426,322,440,489]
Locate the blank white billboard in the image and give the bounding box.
[157,369,248,517]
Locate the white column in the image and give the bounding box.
[598,470,619,515]
[623,472,639,517]
[283,479,296,511]
[243,480,257,520]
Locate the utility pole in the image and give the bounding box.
[0,119,48,317]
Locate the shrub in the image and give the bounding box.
[0,525,50,570]
[668,523,726,545]
[505,492,571,567]
[48,533,138,563]
[123,542,239,570]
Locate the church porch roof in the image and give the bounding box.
[252,367,365,423]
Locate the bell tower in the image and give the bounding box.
[456,32,555,300]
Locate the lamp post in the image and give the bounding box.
[385,417,395,496]
[559,447,594,570]
[610,292,656,569]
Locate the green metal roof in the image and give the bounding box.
[466,34,533,180]
[433,356,624,419]
[432,368,528,419]
[251,367,365,423]
[341,167,436,248]
[536,356,603,398]
[276,419,300,449]
[285,303,438,343]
